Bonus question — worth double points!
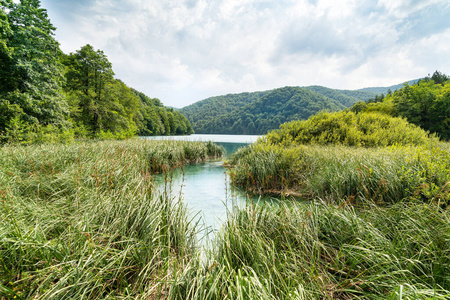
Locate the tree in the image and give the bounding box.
[0,0,68,133]
[389,80,450,140]
[430,70,449,85]
[0,6,15,93]
[64,44,115,133]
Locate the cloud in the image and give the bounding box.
[40,0,450,107]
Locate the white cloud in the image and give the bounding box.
[41,0,450,107]
[377,0,447,18]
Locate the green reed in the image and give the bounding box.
[170,200,450,299]
[0,139,223,299]
[229,142,450,206]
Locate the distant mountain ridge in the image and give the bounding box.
[357,79,422,95]
[180,80,419,135]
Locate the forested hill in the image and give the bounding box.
[180,86,382,135]
[181,86,360,135]
[179,91,270,133]
[303,86,376,106]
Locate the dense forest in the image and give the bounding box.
[0,0,193,144]
[180,85,396,135]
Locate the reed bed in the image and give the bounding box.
[0,139,223,299]
[170,200,450,299]
[229,142,450,206]
[2,138,449,299]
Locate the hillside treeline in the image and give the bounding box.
[181,87,367,135]
[180,86,378,135]
[0,0,193,143]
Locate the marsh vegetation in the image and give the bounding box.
[1,136,448,299]
[0,140,223,298]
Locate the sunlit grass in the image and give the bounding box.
[2,138,449,299]
[229,142,450,206]
[171,200,450,299]
[0,139,223,299]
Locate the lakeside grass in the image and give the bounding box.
[197,139,449,299]
[1,138,449,299]
[171,200,450,299]
[0,139,223,299]
[229,142,450,206]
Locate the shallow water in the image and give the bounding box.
[145,135,261,235]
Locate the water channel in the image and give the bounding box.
[144,134,267,239]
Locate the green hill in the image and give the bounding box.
[303,86,376,106]
[181,87,348,134]
[179,91,269,131]
[179,81,421,135]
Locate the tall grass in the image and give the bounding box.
[170,200,450,299]
[0,139,223,299]
[229,142,450,206]
[2,138,449,299]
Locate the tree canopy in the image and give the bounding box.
[180,86,378,135]
[0,0,193,143]
[0,0,68,137]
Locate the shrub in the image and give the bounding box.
[264,111,437,147]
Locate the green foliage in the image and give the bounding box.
[0,116,75,144]
[0,2,194,143]
[265,110,435,147]
[388,79,450,140]
[179,83,414,135]
[304,85,376,106]
[63,45,193,138]
[0,6,14,93]
[64,44,129,135]
[358,78,422,95]
[429,70,450,85]
[0,0,68,134]
[172,201,450,299]
[182,87,352,135]
[180,91,269,133]
[350,72,450,141]
[0,139,222,298]
[230,109,447,203]
[229,142,450,206]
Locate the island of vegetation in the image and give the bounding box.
[1,1,449,299]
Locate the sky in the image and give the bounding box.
[40,0,450,108]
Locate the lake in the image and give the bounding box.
[144,135,263,239]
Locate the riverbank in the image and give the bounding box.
[229,141,450,207]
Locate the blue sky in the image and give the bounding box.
[40,0,450,107]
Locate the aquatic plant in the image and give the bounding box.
[171,200,450,299]
[230,142,450,206]
[0,139,222,299]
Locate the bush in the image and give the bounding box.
[265,111,437,147]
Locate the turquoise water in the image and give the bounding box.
[143,134,260,144]
[146,135,262,236]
